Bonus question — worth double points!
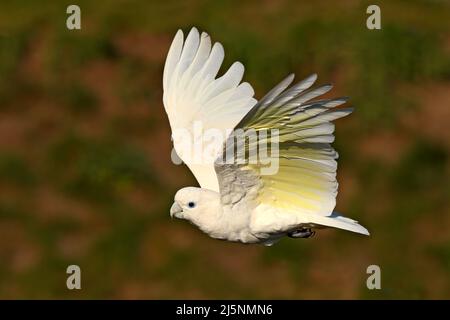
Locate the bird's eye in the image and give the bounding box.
[188,201,196,208]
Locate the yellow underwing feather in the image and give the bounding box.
[215,74,352,216]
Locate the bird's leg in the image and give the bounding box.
[288,228,316,239]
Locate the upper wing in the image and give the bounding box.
[163,27,257,191]
[214,74,368,234]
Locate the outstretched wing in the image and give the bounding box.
[163,27,257,191]
[214,74,369,235]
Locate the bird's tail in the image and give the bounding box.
[306,212,370,235]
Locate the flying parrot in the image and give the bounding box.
[162,27,369,246]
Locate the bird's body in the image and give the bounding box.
[171,186,366,245]
[163,27,369,245]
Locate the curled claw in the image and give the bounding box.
[288,228,316,239]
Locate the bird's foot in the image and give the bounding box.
[288,228,316,239]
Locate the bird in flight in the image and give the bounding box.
[162,27,369,246]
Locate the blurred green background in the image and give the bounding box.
[0,0,449,299]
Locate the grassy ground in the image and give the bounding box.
[0,0,449,299]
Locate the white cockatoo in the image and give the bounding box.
[163,27,369,246]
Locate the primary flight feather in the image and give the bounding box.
[162,27,369,245]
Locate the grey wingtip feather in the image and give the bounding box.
[337,96,350,103]
[281,73,295,87]
[309,73,318,81]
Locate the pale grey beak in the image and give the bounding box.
[170,202,183,218]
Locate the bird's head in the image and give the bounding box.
[170,187,222,230]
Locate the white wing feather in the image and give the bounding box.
[163,28,257,191]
